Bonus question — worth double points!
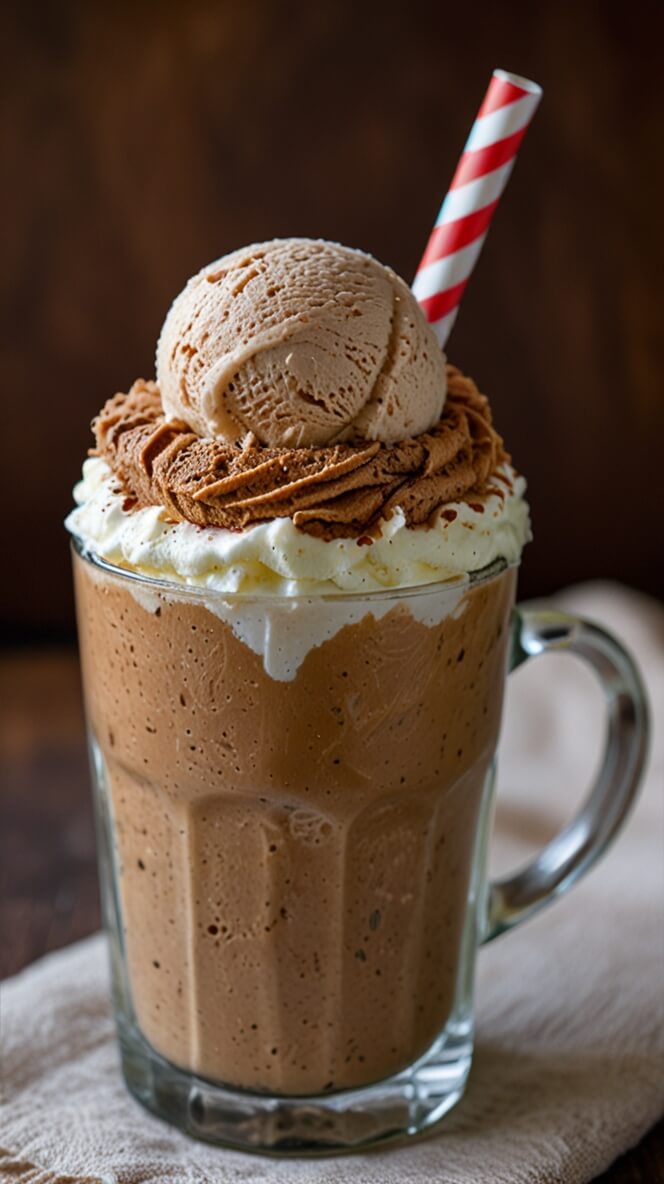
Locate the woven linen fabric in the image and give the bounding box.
[1,583,663,1184]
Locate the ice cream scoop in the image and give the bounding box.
[156,239,446,448]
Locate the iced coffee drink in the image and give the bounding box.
[67,239,530,1111]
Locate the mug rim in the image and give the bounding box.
[70,534,517,607]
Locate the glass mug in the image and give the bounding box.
[71,541,648,1153]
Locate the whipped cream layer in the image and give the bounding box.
[66,456,530,597]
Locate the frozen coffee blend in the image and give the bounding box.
[67,238,531,1093]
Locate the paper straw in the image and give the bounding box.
[412,69,542,347]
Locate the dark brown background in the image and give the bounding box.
[1,0,663,638]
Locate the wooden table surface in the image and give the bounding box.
[2,647,662,1181]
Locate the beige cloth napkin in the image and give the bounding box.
[2,583,663,1184]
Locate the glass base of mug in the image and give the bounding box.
[117,1011,473,1154]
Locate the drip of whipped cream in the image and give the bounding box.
[66,457,530,597]
[97,571,467,682]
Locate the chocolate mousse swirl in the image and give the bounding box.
[93,366,508,539]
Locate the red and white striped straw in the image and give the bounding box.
[413,69,542,347]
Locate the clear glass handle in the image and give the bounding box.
[482,607,649,943]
